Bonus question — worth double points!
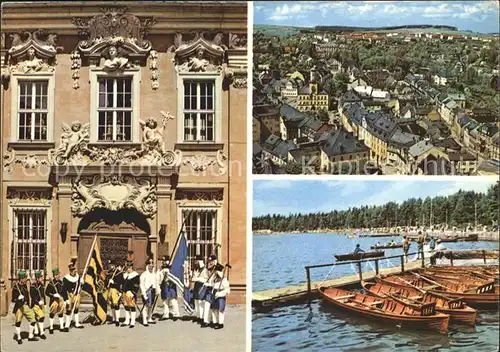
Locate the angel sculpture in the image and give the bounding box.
[103,46,129,71]
[139,115,169,155]
[22,48,44,73]
[186,47,209,72]
[59,121,90,159]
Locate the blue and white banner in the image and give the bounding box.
[168,233,195,314]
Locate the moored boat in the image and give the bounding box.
[362,280,477,325]
[319,286,449,334]
[370,244,403,250]
[334,251,385,261]
[378,273,499,308]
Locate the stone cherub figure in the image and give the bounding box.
[103,46,129,71]
[139,112,174,154]
[186,47,209,72]
[59,121,90,158]
[22,47,44,73]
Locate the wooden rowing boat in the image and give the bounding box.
[419,270,500,291]
[379,273,499,308]
[370,244,403,250]
[424,266,499,281]
[362,280,477,325]
[334,251,385,261]
[318,286,449,334]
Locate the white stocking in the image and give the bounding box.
[15,326,21,339]
[170,299,180,317]
[38,322,45,335]
[28,325,35,338]
[49,318,54,329]
[218,311,225,325]
[203,301,211,323]
[163,300,169,317]
[115,309,120,323]
[130,311,136,326]
[124,310,130,325]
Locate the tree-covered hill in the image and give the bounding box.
[253,183,499,232]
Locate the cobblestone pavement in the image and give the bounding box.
[0,305,246,352]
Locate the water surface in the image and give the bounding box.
[253,233,499,351]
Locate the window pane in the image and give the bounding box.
[184,113,197,141]
[98,111,114,141]
[123,111,132,141]
[25,84,33,109]
[106,78,114,107]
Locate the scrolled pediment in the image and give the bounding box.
[71,175,157,218]
[71,7,156,66]
[169,32,228,73]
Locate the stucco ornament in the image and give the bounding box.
[4,148,50,172]
[48,115,181,167]
[71,7,156,80]
[7,30,63,74]
[48,121,90,165]
[71,175,158,218]
[183,149,228,174]
[148,49,159,89]
[170,32,230,75]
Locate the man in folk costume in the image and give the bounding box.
[106,260,124,326]
[31,271,47,339]
[191,256,208,322]
[45,267,65,334]
[211,263,230,329]
[62,261,85,331]
[11,270,37,344]
[121,260,140,328]
[201,254,217,327]
[158,255,180,321]
[140,258,158,326]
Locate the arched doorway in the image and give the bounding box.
[77,209,151,271]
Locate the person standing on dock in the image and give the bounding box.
[416,232,424,259]
[429,237,436,252]
[402,236,410,263]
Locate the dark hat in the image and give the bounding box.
[52,267,60,275]
[68,263,76,271]
[215,263,224,272]
[125,260,134,268]
[34,271,43,279]
[162,255,171,262]
[145,258,153,265]
[17,270,27,279]
[208,254,217,261]
[70,256,78,264]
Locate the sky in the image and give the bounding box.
[253,178,497,217]
[254,1,500,34]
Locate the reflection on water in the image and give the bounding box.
[252,233,499,351]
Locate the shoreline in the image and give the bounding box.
[252,229,499,241]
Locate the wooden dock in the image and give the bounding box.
[253,260,424,309]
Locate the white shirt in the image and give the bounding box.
[140,267,158,297]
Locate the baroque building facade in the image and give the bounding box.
[0,2,248,313]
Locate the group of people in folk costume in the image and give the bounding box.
[11,253,230,344]
[11,260,85,344]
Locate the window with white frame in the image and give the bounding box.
[182,209,217,268]
[183,80,215,142]
[14,210,47,274]
[17,81,49,141]
[97,77,133,141]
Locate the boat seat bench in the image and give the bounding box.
[334,294,356,300]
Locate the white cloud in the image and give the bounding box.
[437,180,495,197]
[255,180,294,190]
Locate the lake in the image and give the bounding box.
[252,233,499,351]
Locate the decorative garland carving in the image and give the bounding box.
[3,148,16,173]
[71,175,157,218]
[7,29,63,74]
[3,148,50,172]
[6,188,53,206]
[176,189,223,206]
[233,77,247,89]
[48,115,181,167]
[70,50,82,89]
[183,150,228,174]
[149,50,159,89]
[71,7,156,85]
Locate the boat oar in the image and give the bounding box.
[411,272,446,289]
[393,276,427,294]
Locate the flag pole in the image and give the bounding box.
[170,210,192,259]
[69,234,97,322]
